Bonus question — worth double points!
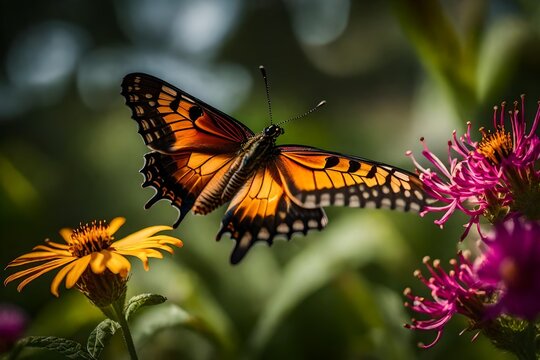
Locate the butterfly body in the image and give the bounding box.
[192,125,283,215]
[121,73,427,263]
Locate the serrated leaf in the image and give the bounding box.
[9,336,93,360]
[86,319,120,359]
[125,293,167,321]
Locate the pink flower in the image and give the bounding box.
[476,217,540,320]
[404,252,493,348]
[0,304,27,352]
[407,96,540,237]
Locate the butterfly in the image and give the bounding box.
[121,72,427,264]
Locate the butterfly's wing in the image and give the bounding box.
[142,151,236,226]
[121,73,253,153]
[217,163,328,264]
[121,73,254,225]
[276,146,426,211]
[218,146,426,263]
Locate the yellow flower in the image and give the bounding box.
[4,217,182,302]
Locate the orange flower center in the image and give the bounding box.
[477,127,513,165]
[69,221,113,257]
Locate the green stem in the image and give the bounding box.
[112,299,139,360]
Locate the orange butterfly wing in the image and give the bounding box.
[217,146,426,263]
[142,151,235,226]
[121,73,253,153]
[121,73,253,225]
[277,146,426,211]
[217,163,328,264]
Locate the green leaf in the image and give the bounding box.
[131,260,239,356]
[124,293,167,321]
[248,212,409,355]
[86,319,121,359]
[131,303,196,344]
[9,336,93,360]
[132,302,232,354]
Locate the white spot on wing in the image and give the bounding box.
[181,94,195,103]
[239,232,252,248]
[395,198,406,209]
[258,227,270,240]
[162,86,177,96]
[334,193,345,206]
[308,219,319,228]
[410,202,421,212]
[320,193,331,207]
[277,223,289,233]
[292,220,304,231]
[321,216,329,226]
[349,195,360,207]
[364,201,377,209]
[305,194,317,207]
[395,171,410,181]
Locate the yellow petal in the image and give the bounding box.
[59,228,73,243]
[4,257,74,285]
[43,241,70,250]
[32,244,70,253]
[127,251,149,270]
[108,217,126,236]
[65,256,91,289]
[113,225,173,247]
[89,252,107,274]
[50,261,79,297]
[16,262,67,293]
[7,251,70,268]
[113,238,181,253]
[147,235,183,246]
[120,249,168,260]
[103,251,131,274]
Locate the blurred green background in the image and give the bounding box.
[1,0,539,359]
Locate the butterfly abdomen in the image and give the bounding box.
[192,157,242,215]
[192,133,278,215]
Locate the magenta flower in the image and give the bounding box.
[476,217,540,320]
[404,252,493,348]
[407,96,540,237]
[0,304,27,353]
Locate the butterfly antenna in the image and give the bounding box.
[277,100,326,126]
[259,65,273,125]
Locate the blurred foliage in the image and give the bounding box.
[2,0,539,359]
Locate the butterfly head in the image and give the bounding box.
[263,124,284,139]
